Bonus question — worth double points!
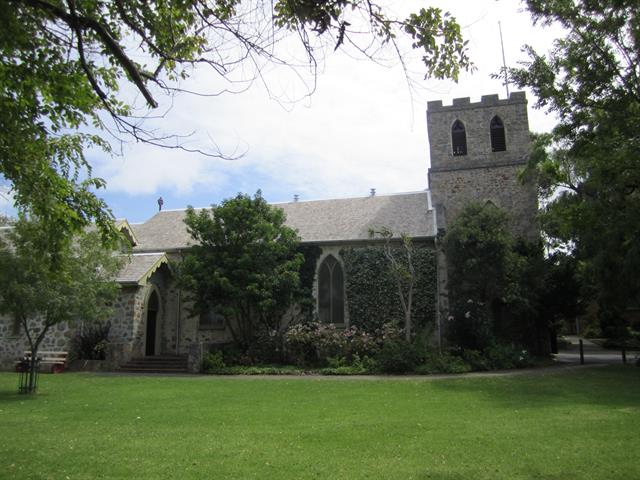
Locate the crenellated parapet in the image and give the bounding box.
[427,91,526,112]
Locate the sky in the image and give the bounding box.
[0,0,565,223]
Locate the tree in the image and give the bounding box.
[0,214,14,226]
[509,1,640,338]
[0,217,123,393]
[179,191,303,354]
[444,202,582,355]
[2,1,471,240]
[369,227,416,342]
[444,202,514,350]
[535,251,584,352]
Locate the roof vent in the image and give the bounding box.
[370,188,376,197]
[293,194,299,202]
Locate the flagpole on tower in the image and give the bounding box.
[498,21,510,97]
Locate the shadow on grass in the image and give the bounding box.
[429,365,640,409]
[0,389,43,403]
[415,471,572,480]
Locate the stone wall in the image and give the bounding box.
[429,163,538,239]
[0,314,74,370]
[106,285,146,366]
[427,92,538,240]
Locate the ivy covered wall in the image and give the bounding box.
[297,245,323,317]
[340,245,437,333]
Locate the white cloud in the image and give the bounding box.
[95,144,230,196]
[95,0,565,213]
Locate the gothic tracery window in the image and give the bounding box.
[318,255,344,324]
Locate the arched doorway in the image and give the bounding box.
[145,289,160,356]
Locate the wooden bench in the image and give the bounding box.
[16,351,68,373]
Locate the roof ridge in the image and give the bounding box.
[157,190,431,213]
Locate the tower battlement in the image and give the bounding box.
[427,92,526,112]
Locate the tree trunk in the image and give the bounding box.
[405,285,413,342]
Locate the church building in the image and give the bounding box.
[0,92,537,372]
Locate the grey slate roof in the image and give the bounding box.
[278,191,435,243]
[131,191,435,252]
[116,253,168,285]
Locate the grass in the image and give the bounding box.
[0,366,639,479]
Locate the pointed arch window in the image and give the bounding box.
[318,255,344,324]
[451,120,467,156]
[490,115,506,152]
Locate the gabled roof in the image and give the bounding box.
[115,218,139,246]
[116,253,168,285]
[131,191,436,252]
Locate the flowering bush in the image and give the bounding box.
[284,321,398,366]
[284,322,346,366]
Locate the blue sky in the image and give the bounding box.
[0,1,563,224]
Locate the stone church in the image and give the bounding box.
[0,92,537,372]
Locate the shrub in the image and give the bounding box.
[214,365,305,375]
[246,330,286,364]
[210,343,245,366]
[345,327,380,358]
[375,340,424,374]
[582,323,602,338]
[416,353,472,375]
[448,298,495,351]
[201,351,226,373]
[284,321,346,366]
[459,349,491,371]
[71,321,111,360]
[320,354,377,375]
[484,344,532,369]
[602,336,640,350]
[284,321,382,366]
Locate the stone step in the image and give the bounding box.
[125,359,188,365]
[119,355,189,373]
[121,362,187,368]
[128,356,187,362]
[118,367,189,374]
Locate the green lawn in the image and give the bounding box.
[0,367,638,479]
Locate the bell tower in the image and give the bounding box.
[427,92,537,239]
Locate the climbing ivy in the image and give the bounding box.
[340,245,437,333]
[297,244,323,317]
